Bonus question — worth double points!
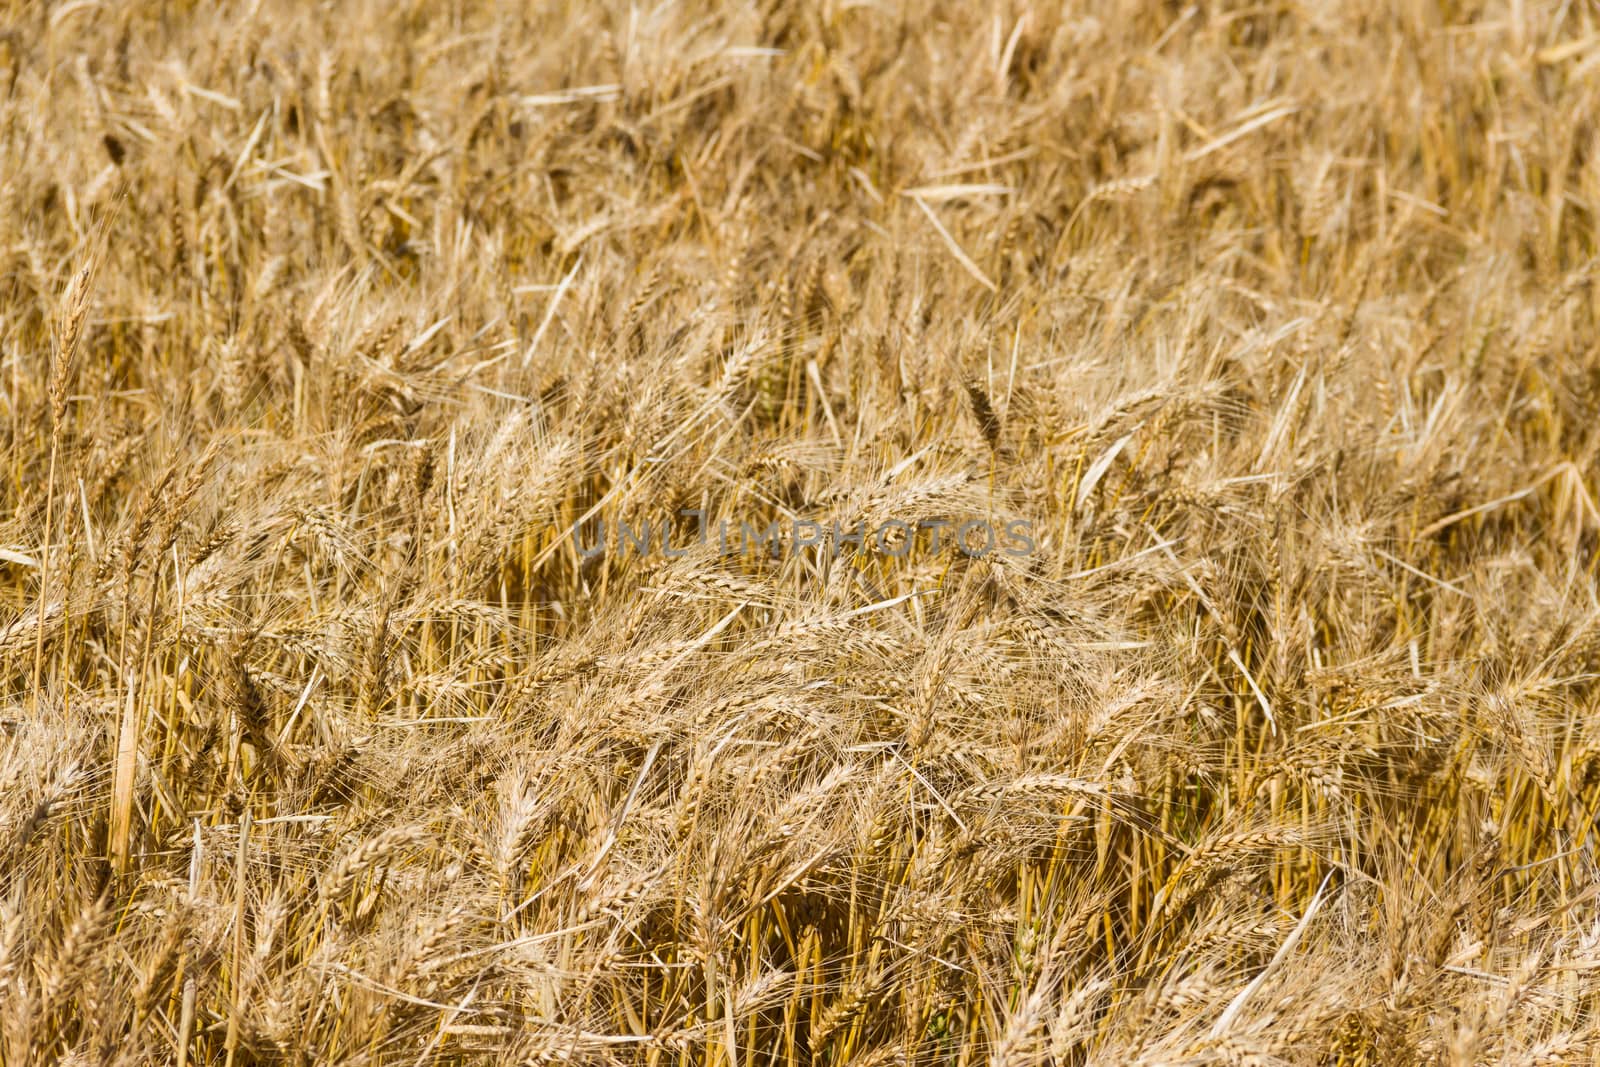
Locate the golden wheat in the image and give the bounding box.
[6,1,1600,1064]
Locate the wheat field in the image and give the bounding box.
[5,0,1600,1063]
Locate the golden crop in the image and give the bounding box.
[3,1,1600,1063]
